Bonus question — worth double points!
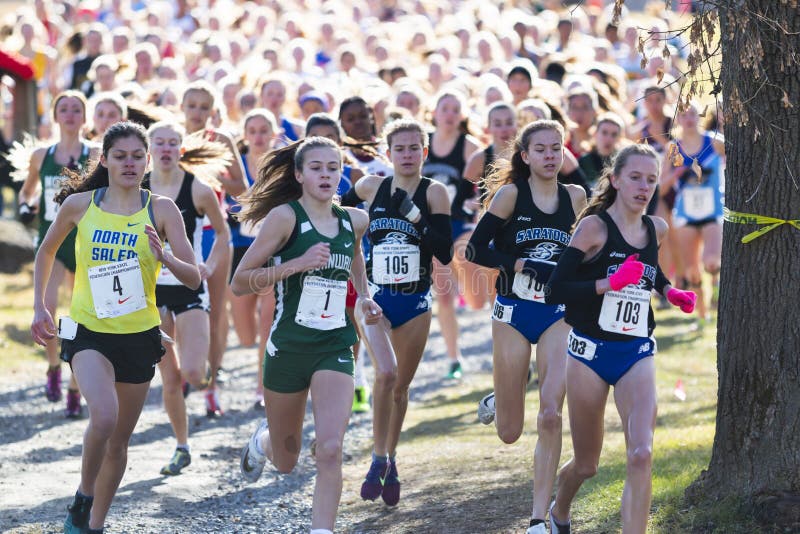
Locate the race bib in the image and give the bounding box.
[43,175,64,222]
[512,271,547,301]
[156,244,181,286]
[683,185,715,220]
[491,299,513,323]
[88,257,147,318]
[295,275,348,330]
[371,243,420,284]
[568,330,598,360]
[598,287,650,337]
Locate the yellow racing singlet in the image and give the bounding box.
[70,188,161,333]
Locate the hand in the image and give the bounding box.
[31,307,55,347]
[296,242,330,272]
[145,224,165,262]
[391,189,421,223]
[359,297,383,325]
[608,254,645,291]
[198,262,212,281]
[666,287,697,313]
[19,203,37,224]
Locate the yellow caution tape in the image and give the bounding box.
[723,207,800,244]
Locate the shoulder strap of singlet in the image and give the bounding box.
[413,177,431,206]
[375,176,392,202]
[454,132,467,156]
[482,145,494,178]
[94,186,107,205]
[642,214,657,246]
[332,203,355,237]
[178,172,195,204]
[513,178,530,214]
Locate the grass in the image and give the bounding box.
[342,304,767,533]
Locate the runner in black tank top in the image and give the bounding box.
[423,132,473,222]
[544,144,697,534]
[145,122,232,475]
[466,120,587,530]
[340,119,453,507]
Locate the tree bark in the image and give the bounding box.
[692,0,800,523]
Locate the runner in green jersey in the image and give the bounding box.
[232,136,382,534]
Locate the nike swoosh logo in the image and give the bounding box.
[622,326,636,332]
[394,277,405,282]
[343,242,352,247]
[127,222,140,227]
[118,296,132,304]
[533,295,544,300]
[321,314,334,319]
[337,357,350,363]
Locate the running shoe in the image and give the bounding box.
[181,380,190,398]
[352,386,370,413]
[64,492,93,533]
[381,459,400,506]
[526,522,547,534]
[240,419,268,483]
[160,447,191,476]
[477,392,496,425]
[446,361,463,379]
[205,388,223,417]
[549,500,571,534]
[65,390,82,419]
[360,456,388,501]
[46,366,62,402]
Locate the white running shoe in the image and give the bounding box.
[477,392,496,425]
[525,523,547,534]
[240,419,268,483]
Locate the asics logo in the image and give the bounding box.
[374,207,386,212]
[609,252,626,258]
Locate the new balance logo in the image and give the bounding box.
[638,342,651,354]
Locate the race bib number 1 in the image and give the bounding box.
[295,275,348,330]
[598,287,650,337]
[88,257,147,318]
[371,243,420,284]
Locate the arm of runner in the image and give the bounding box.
[19,147,45,210]
[346,207,383,324]
[545,215,611,304]
[151,196,201,290]
[31,192,88,346]
[463,149,486,183]
[408,180,452,264]
[231,204,329,295]
[465,184,519,272]
[194,182,231,280]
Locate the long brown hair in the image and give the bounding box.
[56,121,148,204]
[237,136,341,224]
[481,119,564,211]
[572,143,660,231]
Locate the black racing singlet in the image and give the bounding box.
[493,181,575,299]
[565,211,659,341]
[142,172,205,305]
[422,132,474,221]
[478,144,496,203]
[367,177,433,293]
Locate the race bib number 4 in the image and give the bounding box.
[683,185,715,220]
[88,257,147,318]
[599,287,650,337]
[295,275,348,330]
[371,243,420,284]
[512,272,547,301]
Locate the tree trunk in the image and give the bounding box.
[692,0,800,524]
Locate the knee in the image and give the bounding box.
[574,461,598,480]
[313,438,343,470]
[374,366,397,390]
[183,366,206,389]
[105,438,130,462]
[537,407,562,434]
[392,384,410,404]
[628,445,653,471]
[88,409,117,439]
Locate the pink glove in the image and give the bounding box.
[666,288,697,313]
[608,254,645,291]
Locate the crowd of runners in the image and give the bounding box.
[0,0,724,533]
